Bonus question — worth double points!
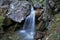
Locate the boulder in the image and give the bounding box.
[6,1,31,23]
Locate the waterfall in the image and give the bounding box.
[17,7,35,40]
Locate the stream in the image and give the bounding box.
[16,7,35,40]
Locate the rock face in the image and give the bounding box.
[0,0,11,6]
[46,0,60,15]
[6,1,31,23]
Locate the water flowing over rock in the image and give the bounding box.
[17,7,35,40]
[6,1,31,23]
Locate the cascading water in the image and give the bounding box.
[17,7,35,40]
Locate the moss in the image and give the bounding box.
[0,16,4,28]
[0,16,4,22]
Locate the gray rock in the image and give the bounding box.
[0,0,3,6]
[6,1,31,23]
[34,2,42,9]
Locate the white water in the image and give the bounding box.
[18,7,35,40]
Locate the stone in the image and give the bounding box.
[6,1,31,23]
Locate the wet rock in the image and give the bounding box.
[33,3,47,32]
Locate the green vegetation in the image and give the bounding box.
[47,13,60,40]
[0,16,4,28]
